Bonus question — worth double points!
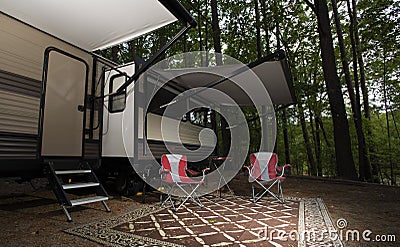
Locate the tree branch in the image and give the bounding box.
[303,0,316,14]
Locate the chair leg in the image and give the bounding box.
[278,181,285,203]
[192,192,203,207]
[251,180,285,204]
[266,180,284,203]
[253,183,270,203]
[175,183,202,211]
[251,183,256,202]
[161,185,178,210]
[187,184,203,206]
[162,194,177,210]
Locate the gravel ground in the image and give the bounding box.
[0,175,398,247]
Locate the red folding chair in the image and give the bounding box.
[244,152,291,203]
[160,154,209,211]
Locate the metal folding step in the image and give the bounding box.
[47,161,111,222]
[62,182,100,189]
[55,170,92,175]
[70,196,109,206]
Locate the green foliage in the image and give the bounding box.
[368,110,400,184]
[359,0,400,110]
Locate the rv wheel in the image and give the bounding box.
[127,179,144,195]
[115,172,129,196]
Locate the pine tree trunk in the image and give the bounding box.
[315,115,323,176]
[211,0,222,65]
[308,101,316,153]
[382,51,395,185]
[272,0,290,160]
[204,0,209,65]
[274,0,281,50]
[346,0,379,181]
[128,40,136,61]
[332,0,372,181]
[211,0,228,155]
[298,104,317,176]
[351,0,370,119]
[314,0,357,180]
[111,46,119,63]
[158,29,167,61]
[254,0,262,59]
[307,103,318,176]
[197,0,204,65]
[260,0,270,55]
[282,109,291,165]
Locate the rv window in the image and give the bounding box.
[109,74,126,113]
[182,113,188,122]
[189,108,212,128]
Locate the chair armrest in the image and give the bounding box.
[243,164,253,173]
[159,167,171,174]
[202,167,210,175]
[201,168,210,180]
[211,157,231,161]
[186,169,201,176]
[278,164,291,176]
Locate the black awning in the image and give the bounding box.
[152,51,296,106]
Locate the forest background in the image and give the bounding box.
[97,0,400,185]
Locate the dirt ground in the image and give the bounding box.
[0,174,398,247]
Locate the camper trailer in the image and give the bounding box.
[0,0,200,221]
[0,0,199,172]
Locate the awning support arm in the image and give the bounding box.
[159,0,197,28]
[115,23,193,95]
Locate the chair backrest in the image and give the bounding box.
[161,154,188,183]
[249,152,278,182]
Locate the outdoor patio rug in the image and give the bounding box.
[65,195,343,247]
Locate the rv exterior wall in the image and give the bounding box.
[0,13,93,136]
[0,13,92,81]
[0,89,39,135]
[101,63,215,159]
[0,12,94,164]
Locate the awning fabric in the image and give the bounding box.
[0,0,177,51]
[250,59,296,105]
[152,58,296,106]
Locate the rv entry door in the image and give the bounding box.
[40,48,89,157]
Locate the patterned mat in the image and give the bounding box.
[65,196,343,247]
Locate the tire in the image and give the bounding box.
[115,172,129,196]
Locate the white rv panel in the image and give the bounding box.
[102,64,135,157]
